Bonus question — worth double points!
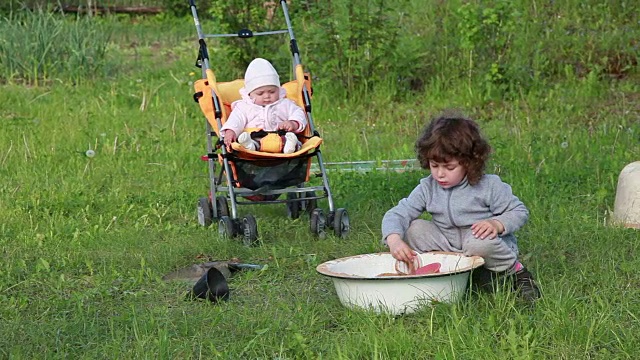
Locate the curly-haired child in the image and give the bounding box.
[381,112,541,302]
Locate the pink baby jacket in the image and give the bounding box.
[220,87,307,136]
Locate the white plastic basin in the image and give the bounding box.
[316,252,485,315]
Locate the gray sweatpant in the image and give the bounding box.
[405,219,519,273]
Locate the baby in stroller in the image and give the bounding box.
[221,58,307,154]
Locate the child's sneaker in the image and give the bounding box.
[470,266,497,293]
[237,132,257,151]
[471,266,541,303]
[283,132,299,154]
[513,267,541,302]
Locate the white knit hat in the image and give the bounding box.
[243,58,280,94]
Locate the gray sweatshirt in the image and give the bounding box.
[381,174,529,246]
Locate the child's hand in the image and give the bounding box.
[223,130,236,147]
[471,219,504,240]
[277,120,297,132]
[386,234,416,264]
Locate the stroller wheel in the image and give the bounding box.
[286,193,301,219]
[333,208,350,238]
[215,196,230,218]
[218,216,235,239]
[310,208,326,239]
[197,197,213,227]
[242,215,258,246]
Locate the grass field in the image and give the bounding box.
[1,2,640,359]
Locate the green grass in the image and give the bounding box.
[1,4,640,359]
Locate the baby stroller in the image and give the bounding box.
[188,0,350,245]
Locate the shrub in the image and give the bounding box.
[296,0,401,98]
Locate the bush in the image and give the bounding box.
[184,0,638,102]
[296,0,401,98]
[165,0,210,18]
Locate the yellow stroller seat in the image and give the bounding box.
[193,67,323,160]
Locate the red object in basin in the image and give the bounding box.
[414,262,441,275]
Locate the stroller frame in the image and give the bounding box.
[189,0,350,245]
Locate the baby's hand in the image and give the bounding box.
[223,130,236,147]
[471,219,504,240]
[277,120,297,132]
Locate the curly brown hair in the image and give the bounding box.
[415,112,491,185]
